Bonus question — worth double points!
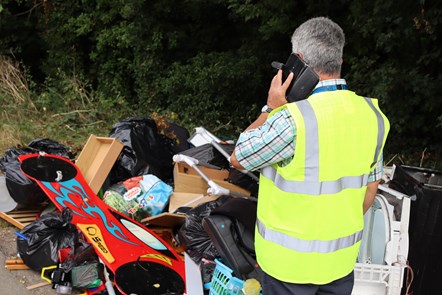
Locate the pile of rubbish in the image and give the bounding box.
[0,117,261,295]
[1,115,441,295]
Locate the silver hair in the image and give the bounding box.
[291,17,345,75]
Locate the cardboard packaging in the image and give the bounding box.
[142,192,219,228]
[143,163,251,228]
[75,135,124,194]
[173,162,251,196]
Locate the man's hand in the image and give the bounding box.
[267,70,294,109]
[231,70,294,170]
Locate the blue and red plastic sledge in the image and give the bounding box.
[19,153,186,295]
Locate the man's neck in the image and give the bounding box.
[318,73,340,81]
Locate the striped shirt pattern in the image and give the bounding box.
[235,79,383,182]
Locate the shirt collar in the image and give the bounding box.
[314,79,347,90]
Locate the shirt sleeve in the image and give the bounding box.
[234,109,296,171]
[368,154,384,182]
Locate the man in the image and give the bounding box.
[230,17,390,294]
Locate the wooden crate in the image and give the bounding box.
[0,205,47,229]
[75,135,123,194]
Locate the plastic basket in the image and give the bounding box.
[209,259,246,295]
[353,263,405,295]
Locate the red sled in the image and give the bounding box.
[19,153,186,295]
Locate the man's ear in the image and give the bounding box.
[296,51,304,60]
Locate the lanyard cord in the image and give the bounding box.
[311,84,348,95]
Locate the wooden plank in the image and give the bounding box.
[0,212,28,229]
[7,209,41,215]
[5,264,29,270]
[13,216,38,223]
[5,258,24,265]
[0,205,47,229]
[0,212,38,228]
[5,258,29,270]
[26,281,51,290]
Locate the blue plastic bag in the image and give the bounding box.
[102,174,173,221]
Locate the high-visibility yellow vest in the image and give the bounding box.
[255,90,390,284]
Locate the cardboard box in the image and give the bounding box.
[141,192,219,227]
[168,192,211,213]
[144,162,251,228]
[76,135,124,194]
[173,162,251,196]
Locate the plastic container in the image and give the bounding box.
[209,259,262,295]
[388,165,442,294]
[353,183,411,295]
[209,259,405,295]
[209,259,245,295]
[353,263,405,295]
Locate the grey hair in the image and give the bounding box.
[291,17,345,75]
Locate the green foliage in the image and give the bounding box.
[0,0,46,80]
[146,51,265,136]
[345,0,441,164]
[0,0,440,168]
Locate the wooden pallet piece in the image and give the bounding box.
[26,281,51,290]
[0,207,43,229]
[5,258,29,270]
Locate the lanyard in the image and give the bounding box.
[311,84,348,95]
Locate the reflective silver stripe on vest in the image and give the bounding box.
[257,218,363,253]
[261,166,369,195]
[363,97,386,168]
[297,100,319,181]
[260,97,385,195]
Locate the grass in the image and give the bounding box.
[0,56,120,156]
[0,55,185,162]
[0,56,37,152]
[0,219,15,229]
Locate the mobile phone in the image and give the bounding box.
[272,53,319,102]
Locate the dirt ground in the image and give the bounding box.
[0,219,57,295]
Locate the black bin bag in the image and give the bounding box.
[389,165,442,295]
[180,143,231,169]
[203,197,261,280]
[0,139,73,207]
[176,196,232,264]
[0,148,45,207]
[108,117,176,184]
[17,208,78,271]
